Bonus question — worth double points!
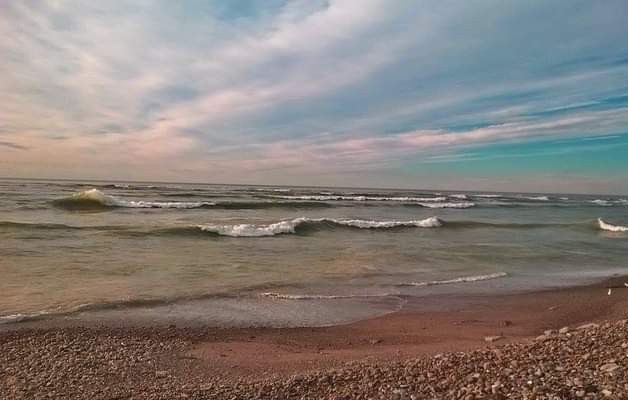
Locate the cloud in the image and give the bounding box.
[0,141,28,150]
[1,0,628,192]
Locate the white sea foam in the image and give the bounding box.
[398,272,508,287]
[474,194,502,198]
[417,202,476,209]
[260,292,392,300]
[58,189,214,209]
[197,217,442,237]
[524,196,550,201]
[118,199,214,208]
[0,310,52,324]
[255,188,291,192]
[198,219,306,237]
[450,194,469,199]
[262,272,509,299]
[272,195,448,202]
[591,199,612,206]
[591,199,628,206]
[598,218,628,232]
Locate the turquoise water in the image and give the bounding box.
[1,179,627,326]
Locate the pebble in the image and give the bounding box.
[600,363,620,373]
[2,320,628,399]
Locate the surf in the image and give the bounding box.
[52,189,215,210]
[195,216,443,237]
[598,218,628,232]
[396,272,508,287]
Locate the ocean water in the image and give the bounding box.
[1,179,627,327]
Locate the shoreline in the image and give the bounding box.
[2,272,624,331]
[2,276,628,399]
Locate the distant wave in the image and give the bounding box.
[474,194,502,198]
[598,218,628,232]
[396,272,508,287]
[196,217,443,237]
[591,199,628,207]
[449,194,469,199]
[270,195,448,202]
[53,189,214,210]
[523,196,550,201]
[254,188,291,192]
[66,183,177,191]
[417,201,476,209]
[210,201,333,209]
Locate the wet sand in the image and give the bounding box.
[2,276,628,399]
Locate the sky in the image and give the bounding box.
[1,1,628,194]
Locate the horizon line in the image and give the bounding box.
[1,176,625,197]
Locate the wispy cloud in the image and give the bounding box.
[0,141,28,150]
[1,1,628,191]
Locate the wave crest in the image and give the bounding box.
[524,196,550,201]
[417,202,476,209]
[197,217,442,237]
[53,189,214,210]
[271,195,448,202]
[598,218,628,232]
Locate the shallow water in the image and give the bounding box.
[1,179,627,326]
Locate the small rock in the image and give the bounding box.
[484,336,504,343]
[155,370,168,378]
[559,326,570,334]
[543,329,554,336]
[577,323,599,330]
[599,363,620,373]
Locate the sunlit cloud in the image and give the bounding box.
[1,0,628,192]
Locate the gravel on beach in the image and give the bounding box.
[1,320,627,400]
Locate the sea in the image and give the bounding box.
[1,178,627,327]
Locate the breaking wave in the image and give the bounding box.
[196,217,443,237]
[396,272,508,287]
[2,218,603,236]
[53,189,214,210]
[417,202,476,209]
[598,218,628,232]
[270,195,448,202]
[591,199,627,207]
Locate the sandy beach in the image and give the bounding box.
[2,276,628,399]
